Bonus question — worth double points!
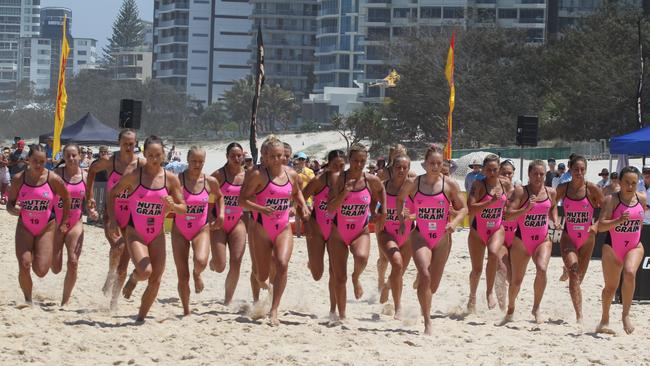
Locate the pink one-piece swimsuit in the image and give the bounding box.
[216,168,243,234]
[54,170,85,230]
[18,171,55,236]
[334,172,371,246]
[413,175,450,249]
[562,183,595,250]
[255,167,293,244]
[515,186,552,255]
[312,172,334,241]
[607,193,644,263]
[127,169,169,245]
[383,181,414,247]
[174,173,209,241]
[472,180,507,244]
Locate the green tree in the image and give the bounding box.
[222,76,300,134]
[330,105,389,152]
[390,27,542,147]
[103,0,145,63]
[199,102,230,134]
[541,6,650,139]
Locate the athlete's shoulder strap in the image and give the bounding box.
[221,166,228,183]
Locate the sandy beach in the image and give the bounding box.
[2,205,650,366]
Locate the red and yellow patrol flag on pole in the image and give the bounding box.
[444,32,455,160]
[53,14,70,156]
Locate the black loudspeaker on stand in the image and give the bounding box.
[119,99,142,130]
[516,115,538,147]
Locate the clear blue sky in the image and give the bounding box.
[42,0,154,52]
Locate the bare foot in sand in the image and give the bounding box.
[559,266,568,281]
[379,284,389,304]
[109,297,118,311]
[102,272,116,297]
[487,292,497,310]
[532,308,544,324]
[16,302,33,310]
[122,275,136,300]
[269,310,279,327]
[595,321,616,335]
[352,276,364,300]
[623,316,635,334]
[423,321,433,336]
[496,312,514,326]
[394,307,402,321]
[193,271,204,294]
[467,296,477,314]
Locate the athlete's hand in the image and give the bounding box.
[343,179,356,193]
[260,206,276,217]
[620,211,631,223]
[526,195,537,210]
[445,222,457,234]
[87,208,99,221]
[210,215,224,230]
[374,211,386,232]
[402,206,416,221]
[107,218,120,237]
[301,206,311,221]
[6,203,20,216]
[589,223,598,234]
[289,207,296,217]
[162,195,175,213]
[553,218,562,230]
[86,198,97,211]
[58,222,69,233]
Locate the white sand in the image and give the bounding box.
[2,207,650,365]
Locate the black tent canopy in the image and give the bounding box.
[39,113,119,146]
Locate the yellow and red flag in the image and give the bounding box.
[444,32,455,160]
[53,14,70,156]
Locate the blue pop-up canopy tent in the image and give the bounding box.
[39,113,119,146]
[609,125,650,155]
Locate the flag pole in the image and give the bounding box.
[250,25,264,164]
[53,14,70,156]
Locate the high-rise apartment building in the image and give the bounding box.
[250,0,318,98]
[72,38,97,74]
[40,7,73,91]
[314,0,363,92]
[0,0,41,102]
[153,0,253,106]
[354,0,548,100]
[17,37,50,94]
[207,0,253,103]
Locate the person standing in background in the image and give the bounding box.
[464,158,484,192]
[552,163,567,188]
[0,147,9,204]
[8,140,28,179]
[44,136,57,170]
[243,152,254,170]
[545,158,556,187]
[603,172,620,196]
[294,152,314,238]
[597,169,611,189]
